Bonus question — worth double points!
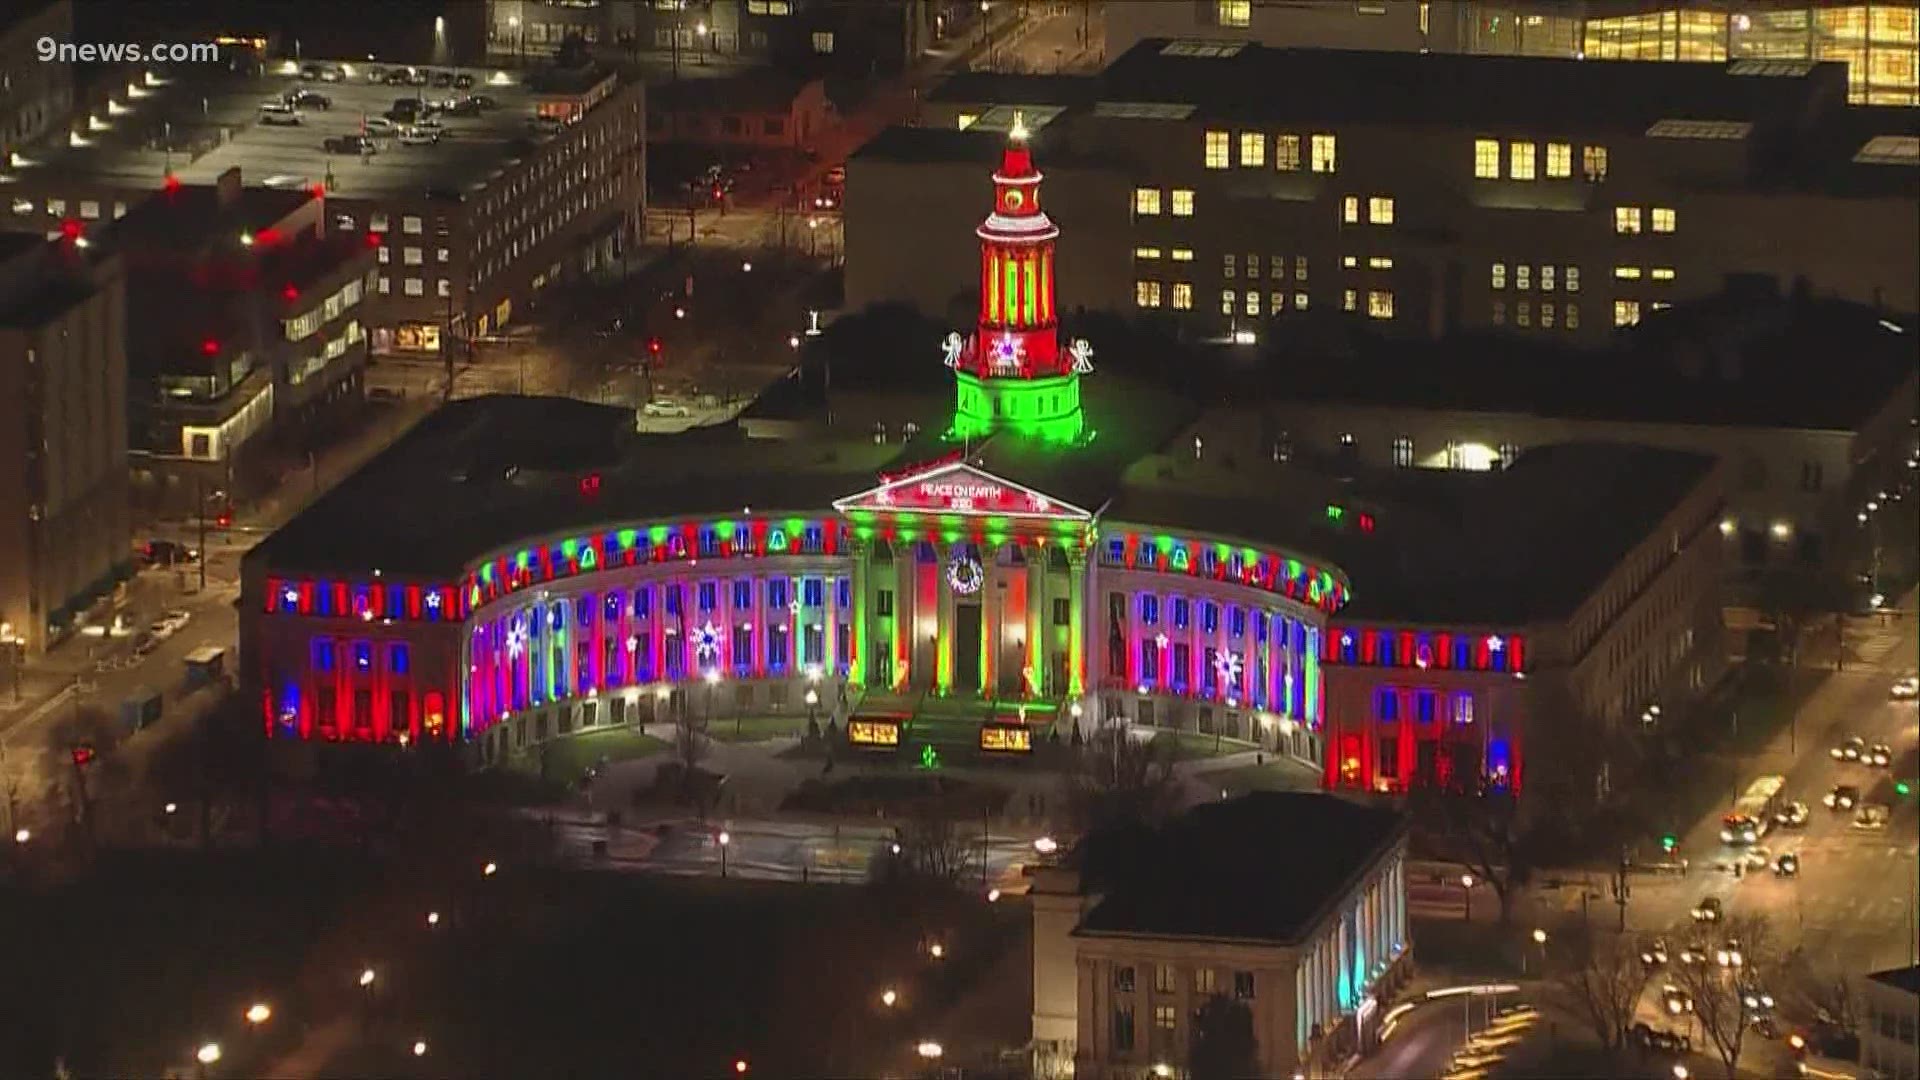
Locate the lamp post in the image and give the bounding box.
[718,828,731,878]
[1460,873,1475,922]
[706,668,722,734]
[805,687,819,733]
[1527,928,1548,975]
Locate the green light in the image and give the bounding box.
[617,529,638,550]
[1661,834,1677,852]
[1897,781,1912,797]
[1326,504,1345,522]
[514,550,530,570]
[560,539,578,560]
[920,744,942,771]
[480,563,494,584]
[949,371,1086,444]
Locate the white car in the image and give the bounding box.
[1892,672,1918,700]
[363,116,397,134]
[398,127,440,146]
[258,103,303,126]
[1853,804,1890,830]
[643,399,691,418]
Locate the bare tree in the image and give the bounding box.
[1062,726,1178,834]
[1782,947,1861,1037]
[1189,994,1259,1080]
[1670,913,1778,1078]
[1409,786,1530,925]
[893,801,978,887]
[1550,927,1651,1056]
[672,701,708,774]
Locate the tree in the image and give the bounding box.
[1781,947,1861,1040]
[1189,994,1258,1080]
[1409,786,1530,925]
[1549,927,1651,1056]
[1669,913,1778,1078]
[1061,726,1178,835]
[892,801,977,888]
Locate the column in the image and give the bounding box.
[823,570,838,676]
[979,545,994,697]
[894,543,913,690]
[1066,545,1087,697]
[1025,541,1044,697]
[850,538,869,687]
[750,572,765,678]
[937,543,958,694]
[649,585,664,686]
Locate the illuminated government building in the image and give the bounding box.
[241,128,1739,805]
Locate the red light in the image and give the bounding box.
[647,338,662,355]
[711,185,723,200]
[282,285,300,301]
[578,473,602,499]
[309,182,326,198]
[70,744,96,767]
[201,338,220,356]
[163,174,182,194]
[365,231,383,248]
[59,219,82,240]
[1358,513,1376,533]
[254,227,281,247]
[217,512,233,528]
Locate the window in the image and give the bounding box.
[1135,247,1162,260]
[1367,290,1394,319]
[1368,196,1394,224]
[1171,282,1193,309]
[1492,300,1506,325]
[1233,971,1255,1000]
[1499,442,1521,467]
[1801,461,1824,492]
[1342,195,1359,223]
[1311,133,1337,172]
[1218,0,1251,27]
[1053,597,1071,625]
[1295,256,1308,281]
[1275,134,1301,170]
[1135,280,1163,308]
[1541,302,1555,328]
[370,212,390,232]
[1114,965,1136,992]
[1614,265,1642,280]
[1614,299,1641,326]
[1155,1004,1177,1031]
[1244,290,1259,316]
[403,246,423,265]
[79,200,100,220]
[1269,255,1286,279]
[1294,292,1309,310]
[1269,290,1284,314]
[1651,267,1675,281]
[1204,130,1231,169]
[1509,141,1536,180]
[1343,288,1358,312]
[1546,142,1572,178]
[956,112,978,130]
[1566,303,1579,329]
[402,215,424,234]
[1516,265,1531,291]
[1133,187,1161,215]
[1170,189,1194,216]
[811,30,833,52]
[1223,254,1237,279]
[1453,694,1475,725]
[1615,206,1642,234]
[1343,255,1358,269]
[389,642,412,674]
[1491,262,1507,290]
[437,279,451,298]
[1651,207,1676,233]
[1474,138,1500,178]
[1541,265,1555,292]
[404,278,425,296]
[1171,247,1194,262]
[1112,1006,1135,1051]
[1368,258,1394,272]
[1239,131,1265,166]
[1566,266,1581,292]
[1155,964,1176,993]
[1220,289,1236,315]
[1516,301,1531,327]
[1583,144,1609,180]
[1391,436,1414,467]
[1194,968,1217,995]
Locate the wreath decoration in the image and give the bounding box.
[946,555,985,596]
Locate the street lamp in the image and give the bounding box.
[12,828,26,844]
[917,1040,944,1060]
[1526,928,1548,974]
[426,910,441,927]
[718,829,731,878]
[359,967,377,989]
[1034,835,1059,855]
[929,942,945,959]
[412,1040,429,1057]
[483,860,498,877]
[244,1003,272,1026]
[196,1042,222,1065]
[1461,873,1475,922]
[881,988,898,1007]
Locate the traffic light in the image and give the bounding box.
[1897,780,1912,797]
[216,509,233,528]
[1661,834,1678,854]
[647,337,662,357]
[70,742,96,767]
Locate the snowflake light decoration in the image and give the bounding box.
[506,619,529,659]
[693,621,722,662]
[1214,650,1243,685]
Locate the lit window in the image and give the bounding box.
[1135,280,1163,308]
[1171,248,1194,262]
[1244,253,1259,276]
[1368,256,1393,270]
[1269,255,1286,279]
[1566,266,1581,292]
[1294,292,1309,310]
[1583,145,1609,180]
[1541,302,1555,328]
[1516,265,1531,291]
[811,30,834,53]
[1614,206,1642,234]
[1204,130,1231,169]
[1614,299,1641,326]
[1516,301,1531,327]
[404,277,425,296]
[46,198,64,215]
[1367,290,1394,319]
[1239,131,1265,167]
[1343,288,1358,312]
[1223,254,1237,279]
[1392,436,1414,467]
[1541,265,1555,292]
[1220,289,1236,315]
[1341,196,1359,223]
[1172,282,1194,309]
[403,246,424,265]
[1545,142,1571,178]
[1491,262,1506,289]
[1368,196,1394,224]
[1134,188,1162,215]
[1218,0,1251,27]
[1276,135,1301,171]
[1342,255,1357,269]
[1509,141,1536,180]
[79,200,100,220]
[1134,247,1162,260]
[1171,189,1194,216]
[402,215,423,234]
[1651,267,1675,281]
[1651,207,1676,233]
[1474,138,1499,179]
[1311,133,1337,172]
[1614,265,1642,280]
[956,113,979,130]
[1269,291,1284,314]
[1244,291,1259,316]
[1295,256,1307,280]
[1155,1004,1177,1031]
[1566,303,1579,329]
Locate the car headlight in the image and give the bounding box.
[1831,748,1844,758]
[1720,829,1734,841]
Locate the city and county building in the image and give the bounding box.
[237,134,1725,811]
[483,0,939,79]
[1030,793,1411,1079]
[0,231,129,657]
[1,58,643,357]
[1107,1,1920,106]
[1862,965,1920,1080]
[852,40,1919,343]
[101,168,378,516]
[0,0,75,165]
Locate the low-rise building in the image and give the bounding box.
[1032,793,1411,1079]
[1862,965,1920,1080]
[649,72,831,150]
[0,0,75,166]
[0,230,129,656]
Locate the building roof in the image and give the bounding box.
[927,72,1100,108]
[1268,293,1919,434]
[1868,966,1920,996]
[102,181,315,255]
[1097,39,1844,133]
[0,238,100,330]
[248,396,902,580]
[652,72,820,112]
[1077,793,1405,946]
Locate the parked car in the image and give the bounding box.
[454,72,475,88]
[1892,671,1919,700]
[323,134,376,155]
[398,127,440,146]
[363,116,397,134]
[432,69,454,87]
[1866,742,1893,767]
[1853,804,1890,830]
[258,102,303,126]
[468,93,498,109]
[643,399,692,418]
[285,89,331,109]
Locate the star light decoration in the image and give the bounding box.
[282,586,300,608]
[425,591,442,611]
[1486,634,1504,653]
[693,621,722,662]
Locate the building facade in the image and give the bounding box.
[1862,966,1920,1080]
[0,0,75,166]
[854,43,1919,345]
[1106,1,1920,106]
[0,231,129,656]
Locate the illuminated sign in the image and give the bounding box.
[979,724,1033,753]
[834,462,1092,521]
[848,719,901,748]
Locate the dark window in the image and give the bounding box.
[733,579,752,609]
[1378,736,1399,777]
[768,623,789,669]
[634,588,652,617]
[1202,602,1219,634]
[1415,690,1437,725]
[1173,598,1190,629]
[699,582,717,611]
[1141,595,1159,624]
[665,585,683,615]
[1173,643,1191,683]
[1053,597,1071,625]
[389,690,410,733]
[768,578,789,609]
[353,642,373,671]
[604,592,623,621]
[1112,1005,1135,1051]
[1800,461,1823,492]
[803,525,824,552]
[1229,606,1246,637]
[803,578,824,606]
[353,689,373,729]
[1106,538,1125,563]
[698,529,720,557]
[877,589,894,617]
[732,628,752,668]
[836,577,851,608]
[1255,613,1269,643]
[1233,971,1255,1000]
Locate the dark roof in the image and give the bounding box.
[0,232,43,263]
[1272,294,1918,433]
[1099,39,1841,132]
[1078,793,1405,945]
[1869,966,1920,996]
[0,240,100,330]
[928,72,1099,107]
[248,396,901,579]
[653,72,818,111]
[852,124,1103,169]
[104,184,315,255]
